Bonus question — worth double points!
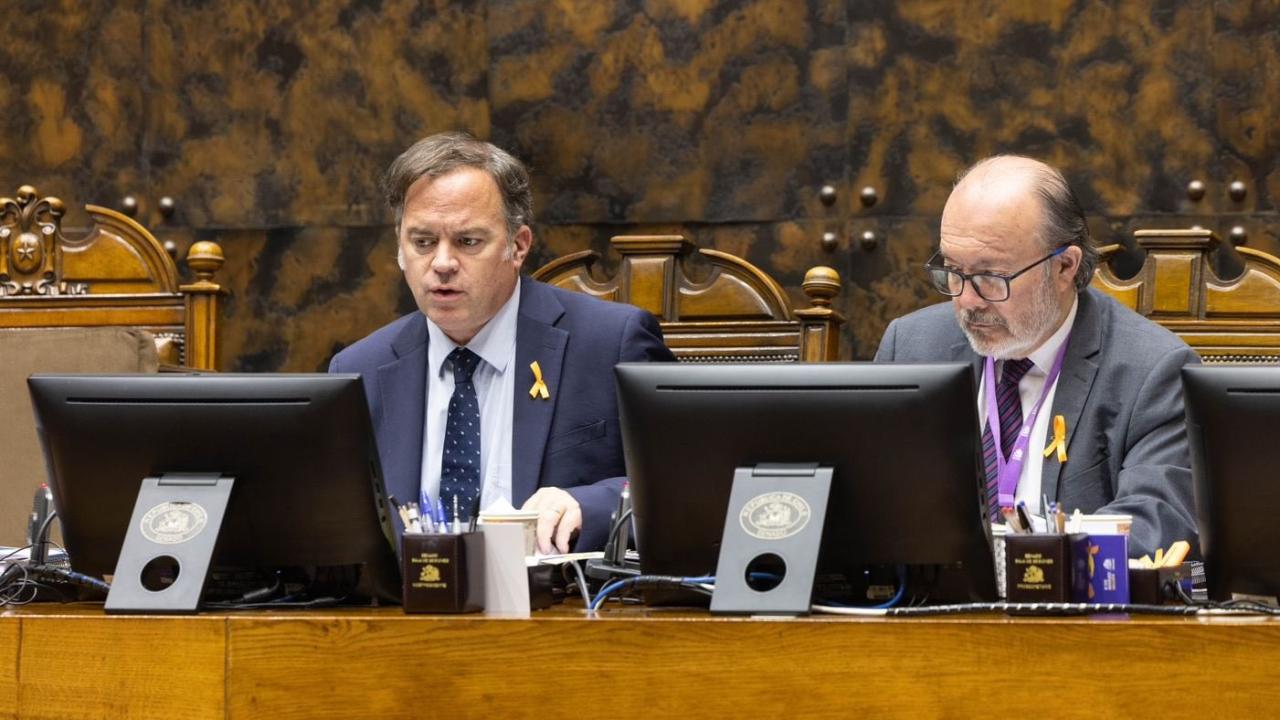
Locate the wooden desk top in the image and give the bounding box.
[3,602,1279,719]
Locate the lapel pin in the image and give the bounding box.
[529,360,550,400]
[1042,414,1068,462]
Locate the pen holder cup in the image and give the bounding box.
[1129,563,1193,605]
[401,531,485,613]
[1004,533,1090,603]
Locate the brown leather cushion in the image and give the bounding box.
[0,328,158,547]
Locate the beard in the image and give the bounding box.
[957,271,1064,359]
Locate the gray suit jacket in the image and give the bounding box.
[874,288,1199,557]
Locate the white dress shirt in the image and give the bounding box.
[420,279,520,515]
[976,296,1079,516]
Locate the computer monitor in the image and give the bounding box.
[616,362,996,603]
[27,373,399,608]
[1182,365,1280,601]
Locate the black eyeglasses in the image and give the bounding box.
[924,246,1068,302]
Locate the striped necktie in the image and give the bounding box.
[982,357,1034,521]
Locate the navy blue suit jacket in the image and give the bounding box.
[329,278,675,551]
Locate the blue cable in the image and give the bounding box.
[869,566,908,609]
[589,574,715,611]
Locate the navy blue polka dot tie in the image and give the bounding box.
[439,347,482,521]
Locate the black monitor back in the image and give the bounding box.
[616,362,996,600]
[1183,365,1280,600]
[28,373,399,602]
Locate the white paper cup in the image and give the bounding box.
[477,510,540,557]
[1076,514,1133,536]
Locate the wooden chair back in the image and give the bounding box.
[1091,228,1280,362]
[533,235,843,362]
[0,185,225,369]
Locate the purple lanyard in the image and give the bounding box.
[983,337,1070,509]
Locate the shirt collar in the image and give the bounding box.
[426,277,522,378]
[1023,294,1079,375]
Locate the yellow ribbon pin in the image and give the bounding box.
[1042,414,1067,462]
[529,361,550,400]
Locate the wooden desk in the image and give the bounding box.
[3,603,1280,718]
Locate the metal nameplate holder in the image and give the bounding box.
[105,472,234,614]
[710,463,832,616]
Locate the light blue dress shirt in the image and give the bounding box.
[420,279,520,515]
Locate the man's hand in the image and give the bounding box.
[520,487,581,554]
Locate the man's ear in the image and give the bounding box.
[510,225,533,267]
[1058,245,1083,286]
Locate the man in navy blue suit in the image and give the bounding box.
[330,132,674,553]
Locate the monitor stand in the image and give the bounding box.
[710,464,831,616]
[105,473,234,614]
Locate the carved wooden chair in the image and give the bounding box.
[0,185,226,545]
[1092,228,1280,362]
[532,235,843,362]
[0,185,225,369]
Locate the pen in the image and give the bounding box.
[1162,540,1191,568]
[1001,506,1024,533]
[452,494,461,535]
[1015,501,1034,534]
[388,494,412,529]
[417,490,436,533]
[406,502,424,534]
[436,497,446,528]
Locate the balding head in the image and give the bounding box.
[936,155,1090,359]
[947,155,1096,291]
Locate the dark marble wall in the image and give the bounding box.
[4,0,1278,368]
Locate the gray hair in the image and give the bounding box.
[957,155,1098,292]
[383,131,533,237]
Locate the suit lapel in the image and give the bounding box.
[376,314,429,507]
[1042,291,1102,502]
[511,281,568,505]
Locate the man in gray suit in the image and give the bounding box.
[875,155,1198,557]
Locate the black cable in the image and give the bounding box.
[234,573,283,604]
[32,510,57,552]
[202,595,347,611]
[27,564,110,594]
[1173,581,1280,615]
[607,508,633,550]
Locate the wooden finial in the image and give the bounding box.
[185,240,224,282]
[802,266,841,308]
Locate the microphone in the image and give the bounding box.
[28,483,54,566]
